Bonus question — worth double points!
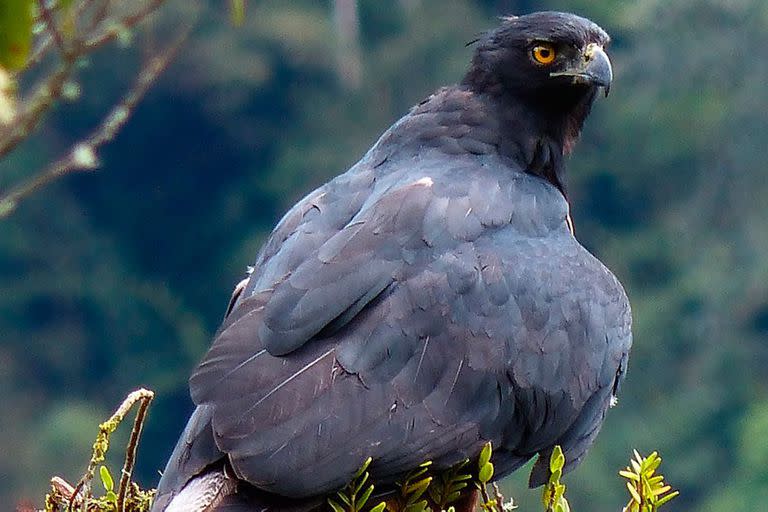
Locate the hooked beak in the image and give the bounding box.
[550,43,613,97]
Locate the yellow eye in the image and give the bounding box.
[532,44,557,65]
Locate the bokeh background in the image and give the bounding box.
[2,0,768,510]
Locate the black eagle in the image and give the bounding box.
[152,11,631,512]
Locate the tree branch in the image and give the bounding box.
[116,389,154,512]
[0,0,182,220]
[0,26,189,218]
[84,0,166,50]
[0,53,77,159]
[37,0,68,56]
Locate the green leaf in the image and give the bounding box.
[427,483,441,504]
[478,462,494,484]
[408,461,432,481]
[405,477,432,504]
[404,500,428,512]
[645,454,662,474]
[550,446,565,473]
[106,490,118,504]
[446,491,463,503]
[357,485,374,510]
[656,490,680,506]
[369,502,387,512]
[619,470,640,481]
[626,481,641,503]
[328,498,346,512]
[353,457,372,480]
[337,492,352,507]
[354,472,370,495]
[479,442,492,469]
[99,465,114,492]
[0,0,34,70]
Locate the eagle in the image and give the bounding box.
[152,11,631,512]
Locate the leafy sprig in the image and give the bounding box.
[397,461,434,512]
[427,458,472,510]
[475,442,500,512]
[329,457,387,512]
[541,446,570,512]
[619,450,679,512]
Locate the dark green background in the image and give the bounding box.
[2,1,767,510]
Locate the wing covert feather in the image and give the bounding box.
[188,158,631,498]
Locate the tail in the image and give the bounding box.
[162,469,236,512]
[157,466,323,512]
[150,405,323,512]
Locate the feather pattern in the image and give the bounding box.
[153,11,630,512]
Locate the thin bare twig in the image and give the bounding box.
[85,0,166,49]
[6,0,173,153]
[491,483,508,512]
[26,32,55,69]
[0,26,189,218]
[89,0,114,32]
[116,389,154,512]
[37,0,68,56]
[67,388,156,512]
[0,54,78,159]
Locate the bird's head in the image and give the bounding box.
[465,11,612,101]
[462,12,612,193]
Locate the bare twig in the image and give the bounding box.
[68,388,156,512]
[89,0,115,32]
[0,26,189,218]
[26,32,55,69]
[491,483,509,512]
[37,0,68,56]
[50,477,83,506]
[478,482,493,511]
[85,0,166,49]
[116,389,154,512]
[2,0,178,220]
[0,55,77,159]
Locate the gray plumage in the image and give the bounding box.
[152,11,631,512]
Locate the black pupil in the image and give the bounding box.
[540,48,550,58]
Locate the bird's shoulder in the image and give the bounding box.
[369,85,508,163]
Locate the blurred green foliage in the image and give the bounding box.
[2,0,768,511]
[0,0,33,70]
